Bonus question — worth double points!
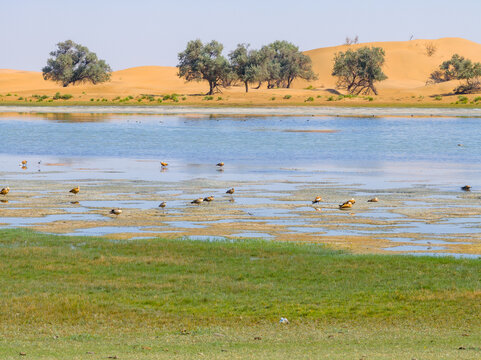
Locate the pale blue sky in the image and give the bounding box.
[1,0,480,71]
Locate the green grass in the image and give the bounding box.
[0,229,480,358]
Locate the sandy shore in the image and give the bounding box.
[1,105,481,117]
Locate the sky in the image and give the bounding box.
[1,0,481,71]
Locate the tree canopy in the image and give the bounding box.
[332,47,387,95]
[259,41,317,89]
[178,39,317,93]
[229,44,265,92]
[177,40,231,95]
[427,54,481,93]
[42,40,112,87]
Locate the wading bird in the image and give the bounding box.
[339,200,354,210]
[191,198,204,204]
[226,188,235,195]
[110,208,122,215]
[367,197,379,202]
[312,196,322,204]
[69,186,80,194]
[203,196,214,202]
[161,161,168,167]
[159,201,166,209]
[1,187,10,196]
[216,162,224,167]
[461,185,471,191]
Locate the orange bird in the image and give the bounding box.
[161,161,168,167]
[0,187,10,196]
[69,186,80,194]
[312,196,322,204]
[226,188,235,194]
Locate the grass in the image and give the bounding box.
[0,229,480,359]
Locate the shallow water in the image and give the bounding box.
[1,112,481,256]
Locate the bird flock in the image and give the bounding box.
[0,160,475,217]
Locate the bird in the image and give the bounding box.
[226,188,235,194]
[110,208,122,215]
[0,199,8,203]
[461,185,471,191]
[339,200,354,210]
[161,161,168,167]
[21,160,27,165]
[216,162,224,167]
[159,201,166,208]
[312,196,322,204]
[367,197,379,202]
[1,187,10,196]
[348,198,356,204]
[69,186,80,194]
[191,198,204,204]
[203,196,215,202]
[70,201,79,205]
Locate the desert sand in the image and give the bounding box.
[1,37,481,106]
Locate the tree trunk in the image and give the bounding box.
[245,81,249,93]
[253,82,262,89]
[207,81,214,95]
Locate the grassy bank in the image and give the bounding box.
[0,229,480,359]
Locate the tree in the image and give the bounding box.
[332,47,387,95]
[428,54,481,93]
[42,40,112,87]
[259,41,317,89]
[229,44,265,92]
[177,40,231,95]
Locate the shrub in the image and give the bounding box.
[6,93,11,96]
[283,95,292,99]
[304,85,314,90]
[270,97,276,101]
[162,95,171,100]
[456,96,469,104]
[327,96,334,101]
[305,97,314,102]
[17,97,23,100]
[473,96,481,103]
[216,97,223,101]
[182,97,187,101]
[434,95,442,101]
[90,98,94,101]
[365,96,374,101]
[128,95,134,99]
[113,96,120,101]
[53,92,73,100]
[157,98,163,103]
[203,96,214,101]
[425,42,437,57]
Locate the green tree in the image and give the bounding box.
[177,40,231,95]
[429,54,481,93]
[229,44,266,92]
[332,47,387,95]
[259,41,317,88]
[42,40,112,87]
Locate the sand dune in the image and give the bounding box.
[1,37,480,103]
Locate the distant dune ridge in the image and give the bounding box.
[1,37,480,99]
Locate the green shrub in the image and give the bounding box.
[473,96,481,103]
[17,97,23,100]
[283,95,292,99]
[327,96,334,101]
[157,98,163,103]
[270,97,276,101]
[434,95,442,101]
[305,97,314,102]
[128,95,134,99]
[113,96,121,101]
[457,96,469,104]
[203,96,214,101]
[216,97,223,101]
[162,94,171,100]
[317,95,322,98]
[53,92,73,100]
[182,97,187,101]
[6,93,11,96]
[304,85,314,90]
[365,96,374,101]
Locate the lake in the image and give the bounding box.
[0,111,480,258]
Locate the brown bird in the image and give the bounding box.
[70,201,79,205]
[226,188,235,194]
[1,187,10,196]
[339,201,353,210]
[69,186,80,194]
[203,196,215,202]
[0,199,8,203]
[312,196,322,204]
[191,198,204,204]
[348,198,356,204]
[461,185,471,191]
[21,160,27,165]
[367,197,379,202]
[216,162,224,167]
[161,161,168,167]
[159,201,166,208]
[110,208,122,215]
